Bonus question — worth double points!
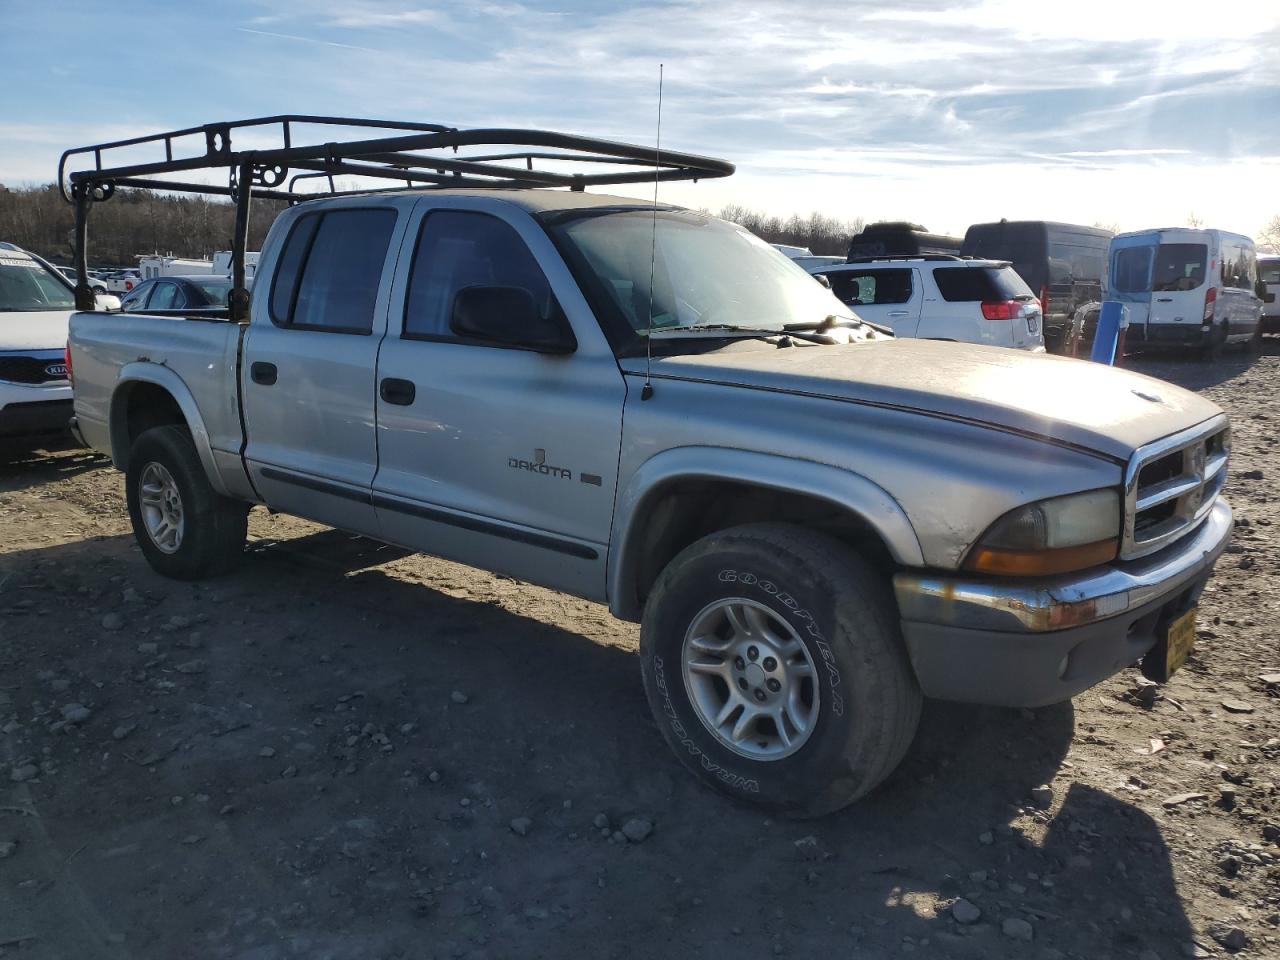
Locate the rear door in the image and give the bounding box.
[1107,232,1158,329]
[821,267,922,336]
[1260,258,1280,321]
[1148,240,1209,331]
[371,197,625,599]
[241,200,408,538]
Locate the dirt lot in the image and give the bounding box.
[1,347,1277,960]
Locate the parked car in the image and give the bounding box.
[793,255,845,271]
[0,246,116,444]
[101,269,141,294]
[846,221,961,260]
[811,256,1044,350]
[56,265,108,294]
[771,243,812,258]
[119,275,236,313]
[66,118,1233,816]
[138,255,215,279]
[1259,254,1279,334]
[961,221,1113,354]
[1107,228,1263,358]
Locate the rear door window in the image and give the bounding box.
[824,269,912,306]
[1112,246,1154,293]
[933,266,1033,301]
[148,282,184,310]
[271,209,398,333]
[1152,244,1207,291]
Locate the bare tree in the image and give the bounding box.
[1186,212,1204,228]
[1256,214,1280,253]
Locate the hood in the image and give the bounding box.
[622,339,1221,460]
[1,310,74,352]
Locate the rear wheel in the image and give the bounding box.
[639,523,922,817]
[1198,322,1227,361]
[126,425,248,580]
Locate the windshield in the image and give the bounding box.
[1152,243,1207,292]
[551,209,855,339]
[0,252,76,312]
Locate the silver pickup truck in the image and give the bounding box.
[66,128,1231,817]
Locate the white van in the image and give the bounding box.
[138,255,214,280]
[1107,228,1263,357]
[1259,254,1279,334]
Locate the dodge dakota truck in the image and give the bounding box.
[63,120,1232,815]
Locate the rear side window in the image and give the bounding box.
[1260,261,1280,284]
[824,269,912,306]
[1152,244,1206,292]
[269,209,397,333]
[403,210,558,340]
[933,266,1033,302]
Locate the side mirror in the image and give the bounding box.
[450,286,575,354]
[94,293,122,312]
[814,273,832,289]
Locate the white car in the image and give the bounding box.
[0,247,118,444]
[812,256,1045,351]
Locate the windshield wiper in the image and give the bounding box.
[785,314,895,337]
[647,324,836,345]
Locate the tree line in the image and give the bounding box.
[715,204,864,255]
[0,184,285,267]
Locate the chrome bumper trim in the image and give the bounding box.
[894,499,1232,633]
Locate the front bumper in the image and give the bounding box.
[0,398,74,439]
[893,499,1232,707]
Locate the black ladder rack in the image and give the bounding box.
[58,115,735,320]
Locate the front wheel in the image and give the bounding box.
[639,523,922,817]
[126,425,248,580]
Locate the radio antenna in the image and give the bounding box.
[641,63,664,402]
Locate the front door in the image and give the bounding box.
[371,199,625,600]
[241,202,407,537]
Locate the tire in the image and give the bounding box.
[1245,323,1263,355]
[639,523,922,817]
[125,425,248,580]
[1199,322,1226,361]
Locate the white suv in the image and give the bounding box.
[811,256,1045,351]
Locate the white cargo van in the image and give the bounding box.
[1107,228,1262,357]
[1259,255,1279,334]
[138,255,214,280]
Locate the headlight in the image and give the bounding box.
[963,489,1120,576]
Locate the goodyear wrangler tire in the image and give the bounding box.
[639,523,921,817]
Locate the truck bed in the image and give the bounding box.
[68,310,246,472]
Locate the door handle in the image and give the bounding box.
[379,377,416,406]
[887,310,910,317]
[1155,297,1173,302]
[250,361,277,385]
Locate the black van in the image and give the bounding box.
[847,221,962,260]
[961,220,1113,353]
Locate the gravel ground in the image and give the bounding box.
[0,344,1277,960]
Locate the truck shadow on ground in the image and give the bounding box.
[0,439,106,491]
[1,527,1194,960]
[1127,338,1273,391]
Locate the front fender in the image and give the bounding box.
[608,446,924,620]
[110,362,230,497]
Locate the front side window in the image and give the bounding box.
[1259,260,1280,284]
[1152,243,1207,292]
[404,211,558,339]
[270,208,397,333]
[0,252,76,312]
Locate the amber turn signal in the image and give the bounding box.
[965,538,1119,577]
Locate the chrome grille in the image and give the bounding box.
[1122,416,1229,560]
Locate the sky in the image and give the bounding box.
[3,0,1279,239]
